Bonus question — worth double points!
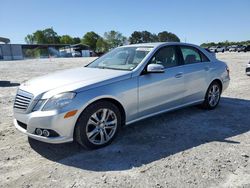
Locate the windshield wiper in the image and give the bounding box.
[95,66,129,71]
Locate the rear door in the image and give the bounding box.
[179,45,211,103]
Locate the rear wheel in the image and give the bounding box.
[75,101,121,149]
[202,81,222,110]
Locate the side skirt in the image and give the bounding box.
[126,99,204,126]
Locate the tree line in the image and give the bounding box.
[25,27,180,53]
[201,40,250,48]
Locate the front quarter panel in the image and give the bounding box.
[72,76,138,127]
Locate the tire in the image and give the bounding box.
[202,81,222,110]
[75,101,121,149]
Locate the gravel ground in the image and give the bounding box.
[0,53,249,188]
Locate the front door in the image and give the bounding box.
[138,46,185,118]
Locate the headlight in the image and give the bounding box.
[32,99,46,111]
[42,92,76,111]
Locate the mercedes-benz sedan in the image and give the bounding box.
[13,42,230,149]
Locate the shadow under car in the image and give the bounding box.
[29,97,250,171]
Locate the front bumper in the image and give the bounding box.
[13,109,78,144]
[222,78,230,92]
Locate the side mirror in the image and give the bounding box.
[147,64,165,73]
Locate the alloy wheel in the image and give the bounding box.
[208,85,220,107]
[86,108,117,145]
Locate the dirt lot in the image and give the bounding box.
[0,53,250,188]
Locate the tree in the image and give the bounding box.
[129,31,143,44]
[43,28,60,44]
[60,35,74,44]
[141,31,157,43]
[25,34,35,44]
[96,37,109,53]
[23,49,40,58]
[129,31,158,44]
[82,31,100,51]
[73,37,81,44]
[25,27,60,44]
[157,31,180,42]
[104,30,126,49]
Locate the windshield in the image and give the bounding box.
[87,46,153,71]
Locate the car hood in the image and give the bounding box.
[19,67,131,98]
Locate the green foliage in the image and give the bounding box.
[72,37,81,44]
[129,31,180,44]
[104,30,126,49]
[96,37,109,53]
[42,28,60,44]
[23,49,40,58]
[25,34,35,44]
[60,35,74,44]
[201,40,250,48]
[25,27,60,44]
[25,28,181,54]
[158,31,180,42]
[23,48,49,58]
[129,31,157,44]
[82,31,100,51]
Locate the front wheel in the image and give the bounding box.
[75,101,121,149]
[202,82,222,110]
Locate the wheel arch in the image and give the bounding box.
[73,96,126,139]
[92,97,126,126]
[209,78,223,91]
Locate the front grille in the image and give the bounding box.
[14,90,33,111]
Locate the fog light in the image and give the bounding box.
[35,128,43,136]
[42,130,50,137]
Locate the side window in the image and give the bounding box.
[200,52,209,62]
[149,46,178,68]
[180,46,202,64]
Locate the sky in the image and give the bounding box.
[1,0,250,45]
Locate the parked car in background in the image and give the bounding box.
[72,51,82,57]
[216,46,226,53]
[13,42,230,149]
[209,46,217,53]
[226,46,231,51]
[229,45,239,52]
[237,45,250,52]
[204,48,216,57]
[246,61,250,76]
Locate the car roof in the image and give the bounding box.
[122,42,200,48]
[121,42,217,62]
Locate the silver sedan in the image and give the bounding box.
[13,42,230,149]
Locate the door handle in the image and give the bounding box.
[175,72,183,78]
